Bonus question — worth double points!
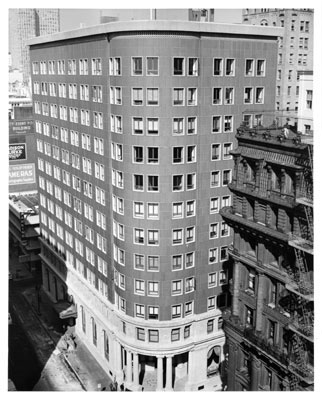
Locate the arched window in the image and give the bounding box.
[207,346,221,377]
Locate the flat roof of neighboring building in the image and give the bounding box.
[28,20,283,46]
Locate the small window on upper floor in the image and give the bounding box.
[173,57,185,75]
[213,58,223,76]
[147,57,158,76]
[188,58,199,76]
[225,59,235,76]
[132,57,143,76]
[256,59,266,77]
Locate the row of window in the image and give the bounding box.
[32,57,266,78]
[34,103,103,128]
[33,82,103,102]
[35,113,235,135]
[35,122,104,154]
[34,85,266,108]
[115,270,228,297]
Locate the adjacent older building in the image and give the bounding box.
[28,20,282,391]
[221,122,313,391]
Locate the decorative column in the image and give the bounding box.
[255,273,265,333]
[165,355,173,391]
[280,168,286,196]
[267,165,272,194]
[255,160,262,191]
[133,352,139,387]
[126,350,132,384]
[156,356,163,391]
[114,339,123,382]
[250,355,261,391]
[294,171,301,200]
[232,261,241,316]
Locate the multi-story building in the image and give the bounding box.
[9,8,60,82]
[297,71,313,134]
[220,122,313,391]
[28,20,282,391]
[242,9,313,126]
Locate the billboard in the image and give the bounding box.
[9,120,34,135]
[9,143,26,161]
[9,164,36,185]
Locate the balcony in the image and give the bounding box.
[288,316,314,342]
[220,206,288,243]
[288,362,314,384]
[243,328,289,367]
[229,182,296,208]
[288,234,313,255]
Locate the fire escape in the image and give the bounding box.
[287,142,314,390]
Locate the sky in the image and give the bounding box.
[60,8,242,31]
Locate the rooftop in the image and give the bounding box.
[27,19,283,46]
[9,193,39,215]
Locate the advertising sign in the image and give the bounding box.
[9,143,26,161]
[9,164,36,185]
[9,120,34,135]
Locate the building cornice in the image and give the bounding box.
[27,20,283,46]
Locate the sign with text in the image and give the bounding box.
[9,120,34,135]
[9,143,26,160]
[9,164,35,185]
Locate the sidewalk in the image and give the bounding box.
[9,249,113,391]
[22,285,113,391]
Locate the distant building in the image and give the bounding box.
[9,8,60,82]
[242,9,314,126]
[28,19,281,391]
[297,71,313,134]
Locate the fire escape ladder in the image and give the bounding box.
[289,373,299,391]
[304,205,313,242]
[291,334,306,370]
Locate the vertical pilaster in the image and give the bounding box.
[232,261,241,316]
[133,352,139,387]
[255,273,265,332]
[250,355,261,391]
[165,355,173,391]
[126,350,132,384]
[157,356,163,391]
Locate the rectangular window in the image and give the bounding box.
[186,173,196,190]
[133,146,144,163]
[209,223,218,239]
[132,57,143,75]
[135,279,145,295]
[147,202,159,219]
[224,116,233,132]
[213,88,222,105]
[134,174,144,191]
[172,280,183,296]
[245,59,254,76]
[185,301,193,316]
[255,87,264,104]
[173,147,184,164]
[173,175,183,191]
[213,58,223,76]
[172,202,183,219]
[186,200,195,217]
[210,171,220,187]
[148,330,159,343]
[209,248,218,263]
[147,57,158,75]
[173,57,184,75]
[148,281,159,296]
[147,230,159,245]
[188,58,198,76]
[137,327,145,340]
[147,147,159,164]
[147,118,159,135]
[224,87,234,105]
[133,201,144,218]
[223,143,232,159]
[207,319,214,333]
[147,256,159,272]
[225,59,235,76]
[212,116,221,133]
[132,88,143,105]
[172,254,183,271]
[173,88,184,106]
[171,328,180,342]
[187,117,196,135]
[211,144,221,161]
[186,226,195,243]
[187,88,197,106]
[172,229,183,245]
[147,176,159,192]
[148,306,159,320]
[221,221,230,237]
[185,252,194,269]
[173,118,184,135]
[134,254,145,271]
[133,117,143,134]
[208,272,217,288]
[256,59,266,76]
[147,88,159,105]
[172,304,182,319]
[306,90,313,109]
